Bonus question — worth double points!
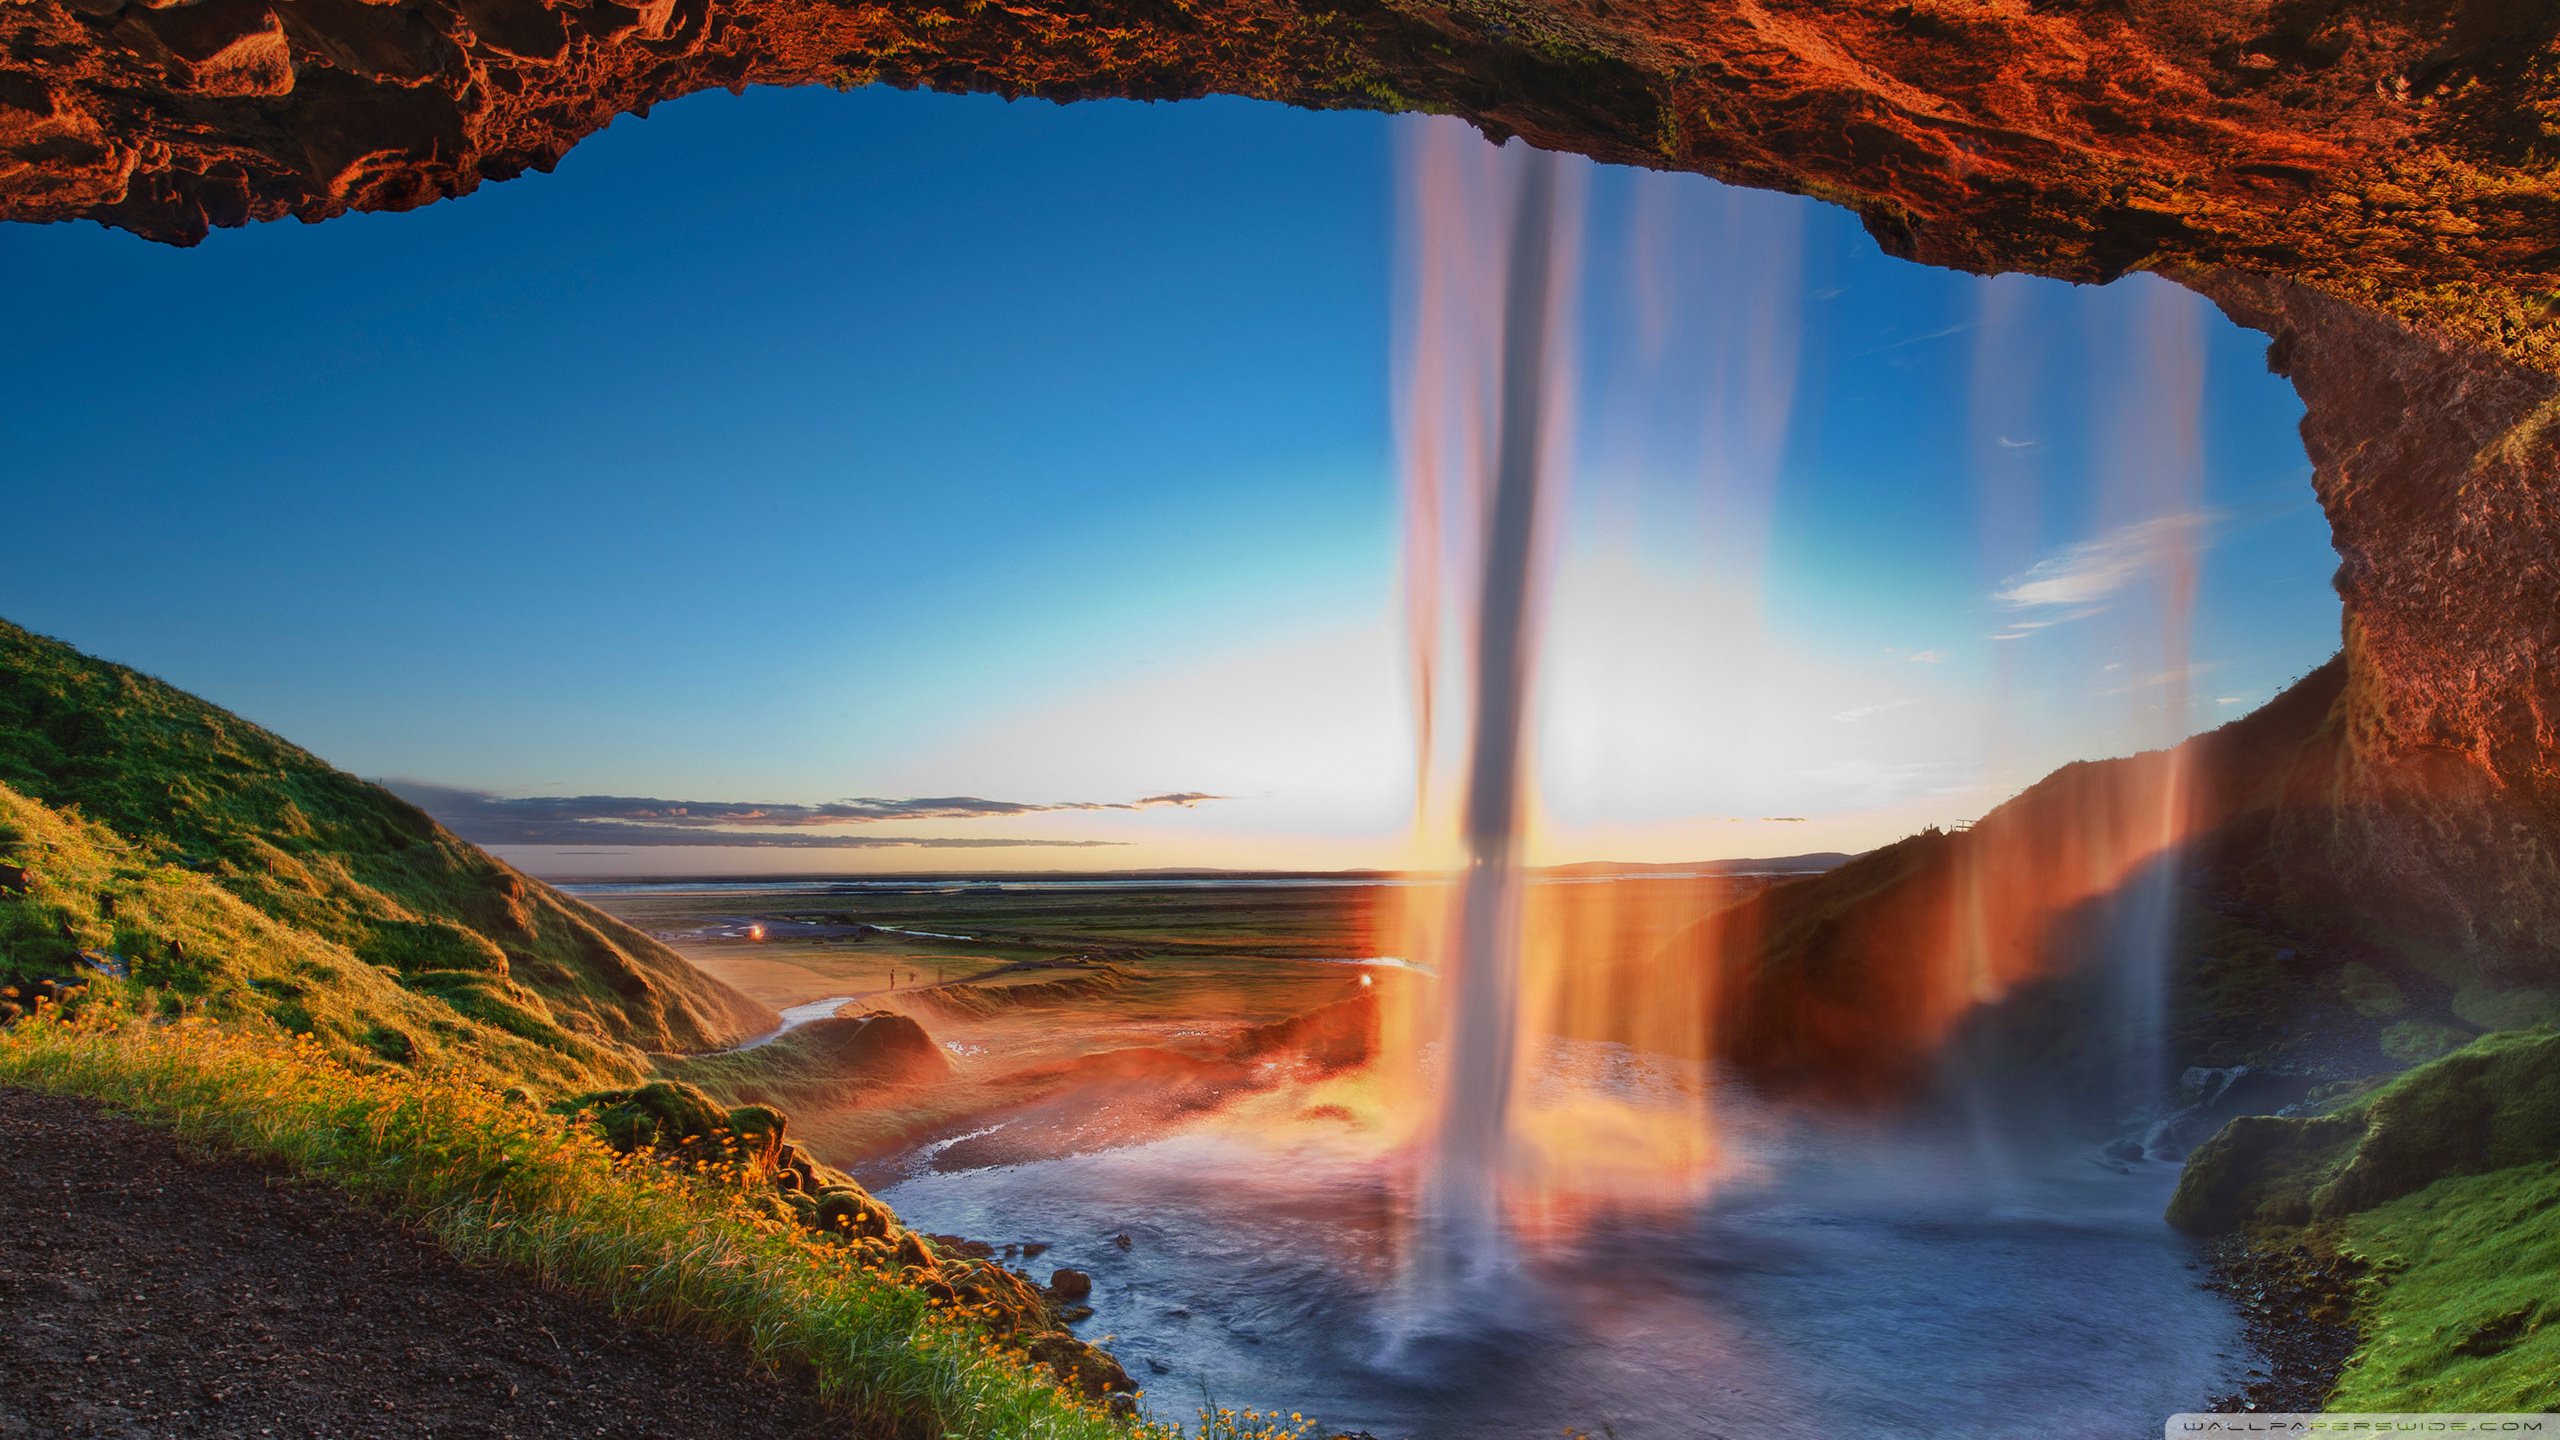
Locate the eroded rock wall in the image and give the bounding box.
[5,0,2556,358]
[2194,271,2560,803]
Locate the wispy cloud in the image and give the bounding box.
[1905,649,1947,664]
[1989,512,2215,635]
[1852,322,1972,360]
[1833,697,1917,723]
[383,782,1222,849]
[1995,435,2040,451]
[2090,661,2218,699]
[1797,758,1966,803]
[1990,608,2104,642]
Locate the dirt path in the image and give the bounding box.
[0,1088,853,1440]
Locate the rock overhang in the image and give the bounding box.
[5,0,2553,354]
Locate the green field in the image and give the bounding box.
[577,874,1776,1163]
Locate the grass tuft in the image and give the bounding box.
[0,1004,1154,1440]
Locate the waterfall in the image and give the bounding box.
[1396,123,1579,1282]
[1386,122,2213,1306]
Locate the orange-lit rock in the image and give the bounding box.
[2193,272,2560,806]
[2,0,2553,353]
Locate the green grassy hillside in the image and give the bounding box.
[0,781,642,1088]
[2167,1028,2560,1410]
[0,619,773,1085]
[0,621,1233,1434]
[2169,1027,2560,1234]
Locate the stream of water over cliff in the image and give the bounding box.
[1372,120,2222,1280]
[1393,120,1581,1291]
[862,128,2245,1438]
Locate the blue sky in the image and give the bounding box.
[0,87,2340,873]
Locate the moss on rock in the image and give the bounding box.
[2168,1112,2369,1232]
[2337,963,2408,1019]
[2379,1019,2474,1064]
[812,1186,893,1240]
[568,1080,752,1159]
[2170,1029,2560,1233]
[2453,983,2560,1032]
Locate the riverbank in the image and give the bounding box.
[2196,1235,2361,1412]
[2169,1028,2560,1411]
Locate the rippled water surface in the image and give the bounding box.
[877,1104,2247,1440]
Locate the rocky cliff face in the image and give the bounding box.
[5,0,2554,349]
[2194,272,2560,807]
[1693,641,2559,1104]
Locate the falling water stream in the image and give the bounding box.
[1408,136,1573,1283]
[1385,112,1731,1305]
[866,121,2256,1438]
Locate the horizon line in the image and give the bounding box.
[524,850,1859,886]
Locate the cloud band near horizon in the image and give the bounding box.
[383,781,1224,849]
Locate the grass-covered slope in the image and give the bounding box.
[2326,1160,2560,1411]
[2168,1028,2560,1233]
[2167,1029,2560,1410]
[0,620,773,1061]
[0,620,1249,1434]
[0,781,634,1088]
[0,1010,1160,1440]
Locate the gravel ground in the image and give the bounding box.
[0,1087,855,1440]
[2198,1233,2361,1414]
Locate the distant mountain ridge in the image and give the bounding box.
[533,855,1856,886]
[1539,854,1850,878]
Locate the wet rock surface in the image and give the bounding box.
[0,1086,847,1440]
[2198,1235,2363,1414]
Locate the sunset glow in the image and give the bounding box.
[0,90,2335,879]
[7,19,2539,1431]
